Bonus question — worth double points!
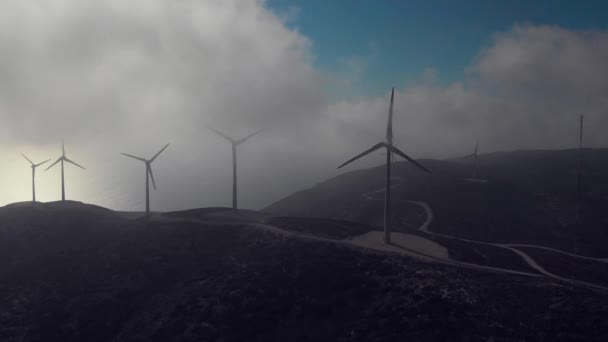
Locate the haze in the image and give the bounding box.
[1,0,608,210]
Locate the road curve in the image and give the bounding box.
[362,179,608,263]
[152,183,608,292]
[409,201,608,292]
[504,244,608,264]
[360,180,608,292]
[155,211,548,278]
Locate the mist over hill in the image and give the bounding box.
[266,148,608,256]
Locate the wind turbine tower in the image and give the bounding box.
[337,88,430,244]
[208,127,261,210]
[121,143,170,217]
[576,115,584,220]
[21,153,50,202]
[45,141,86,201]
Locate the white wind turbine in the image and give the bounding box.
[45,141,86,201]
[576,114,584,220]
[208,127,262,210]
[21,153,50,202]
[462,140,480,179]
[337,88,430,244]
[121,143,170,217]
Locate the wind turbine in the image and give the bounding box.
[462,140,480,179]
[45,141,86,201]
[21,153,50,202]
[208,126,262,210]
[120,143,169,217]
[576,115,584,220]
[337,88,430,244]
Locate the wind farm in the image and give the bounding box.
[2,85,607,342]
[2,1,608,341]
[4,143,608,341]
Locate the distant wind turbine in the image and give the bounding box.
[21,153,50,202]
[337,88,430,244]
[121,143,170,217]
[208,126,262,210]
[576,115,584,220]
[45,141,86,201]
[462,140,480,178]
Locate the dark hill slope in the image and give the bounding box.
[1,202,607,341]
[265,149,608,256]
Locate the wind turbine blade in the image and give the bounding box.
[150,143,170,162]
[386,87,394,142]
[389,145,431,173]
[62,140,65,157]
[236,128,263,145]
[34,159,51,168]
[21,153,34,165]
[65,157,86,170]
[148,165,157,190]
[207,126,235,143]
[45,158,63,171]
[461,153,476,159]
[474,140,479,156]
[337,142,386,169]
[120,153,146,162]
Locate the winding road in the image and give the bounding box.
[409,200,608,291]
[412,201,607,264]
[359,177,608,291]
[155,179,608,292]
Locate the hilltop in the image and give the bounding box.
[266,148,608,257]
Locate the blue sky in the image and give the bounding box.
[269,0,608,96]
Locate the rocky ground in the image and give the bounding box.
[515,246,608,287]
[1,202,607,341]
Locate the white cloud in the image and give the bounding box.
[0,0,327,209]
[331,24,608,161]
[0,4,607,211]
[0,0,324,145]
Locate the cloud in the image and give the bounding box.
[475,25,608,98]
[0,0,324,145]
[0,4,607,212]
[330,24,608,160]
[0,0,328,209]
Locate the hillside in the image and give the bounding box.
[1,201,608,341]
[265,148,608,257]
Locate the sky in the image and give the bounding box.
[0,0,607,211]
[269,0,608,96]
